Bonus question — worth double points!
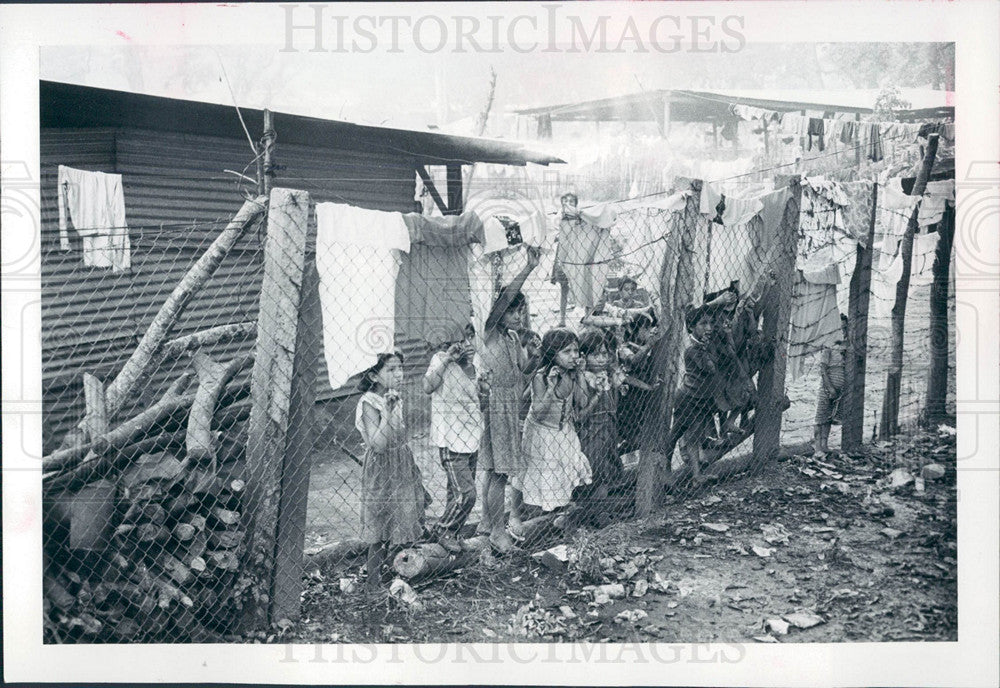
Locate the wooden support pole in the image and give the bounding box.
[751,177,802,463]
[880,134,939,438]
[841,182,879,452]
[243,187,314,629]
[923,202,955,425]
[854,113,862,166]
[262,110,276,197]
[81,373,109,442]
[446,164,463,215]
[635,182,701,517]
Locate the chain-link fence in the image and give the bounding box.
[41,172,955,643]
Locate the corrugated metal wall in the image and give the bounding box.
[41,127,428,453]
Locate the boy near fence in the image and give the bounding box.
[574,329,626,524]
[662,305,720,485]
[423,323,481,554]
[813,314,849,458]
[355,351,429,591]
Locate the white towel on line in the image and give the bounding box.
[315,202,410,390]
[57,165,131,272]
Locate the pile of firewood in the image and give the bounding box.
[43,357,253,643]
[41,197,268,643]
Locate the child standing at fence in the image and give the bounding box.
[813,314,849,458]
[510,329,593,532]
[478,245,541,553]
[423,323,481,554]
[355,352,429,590]
[662,305,720,485]
[617,310,662,455]
[575,329,626,523]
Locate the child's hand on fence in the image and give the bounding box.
[546,366,563,391]
[445,342,464,363]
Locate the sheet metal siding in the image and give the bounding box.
[41,127,425,453]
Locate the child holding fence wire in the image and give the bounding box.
[574,329,627,525]
[813,314,849,458]
[355,351,430,590]
[423,323,481,554]
[478,245,541,554]
[616,309,663,455]
[510,329,593,534]
[663,305,720,485]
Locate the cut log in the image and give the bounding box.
[173,524,197,542]
[161,321,257,361]
[136,524,170,545]
[123,502,167,526]
[44,574,76,612]
[392,542,479,580]
[121,453,186,490]
[160,553,193,586]
[100,197,267,425]
[189,556,207,575]
[304,538,368,571]
[185,466,220,499]
[186,352,254,464]
[186,514,208,532]
[208,529,245,550]
[209,507,240,527]
[207,550,240,572]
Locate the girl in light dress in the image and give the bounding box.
[509,329,593,533]
[355,352,428,590]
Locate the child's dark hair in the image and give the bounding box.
[560,192,579,206]
[619,276,638,290]
[579,328,614,357]
[624,310,658,343]
[357,351,404,392]
[504,290,527,316]
[684,304,713,334]
[537,328,579,374]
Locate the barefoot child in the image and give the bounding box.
[355,352,428,590]
[478,246,541,553]
[423,323,481,554]
[511,329,593,531]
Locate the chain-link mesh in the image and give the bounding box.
[41,173,955,643]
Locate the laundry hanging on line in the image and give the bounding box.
[395,212,483,348]
[315,202,410,391]
[57,165,131,272]
[787,263,843,381]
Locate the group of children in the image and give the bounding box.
[353,242,780,589]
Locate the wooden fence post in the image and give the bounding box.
[923,201,955,426]
[842,182,879,451]
[880,134,939,438]
[752,177,802,463]
[635,182,700,517]
[243,187,315,628]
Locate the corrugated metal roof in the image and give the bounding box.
[41,80,565,167]
[41,126,433,452]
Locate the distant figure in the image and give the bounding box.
[609,276,649,311]
[813,314,849,458]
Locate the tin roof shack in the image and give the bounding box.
[40,80,563,452]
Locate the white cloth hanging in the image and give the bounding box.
[315,202,410,390]
[57,165,131,271]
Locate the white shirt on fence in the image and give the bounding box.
[428,352,483,454]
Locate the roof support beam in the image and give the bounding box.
[445,164,463,215]
[416,165,449,215]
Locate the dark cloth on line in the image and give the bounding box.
[807,118,825,152]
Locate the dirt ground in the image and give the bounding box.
[281,425,957,645]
